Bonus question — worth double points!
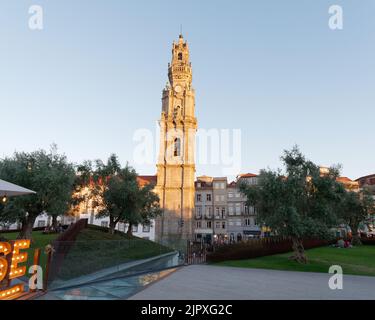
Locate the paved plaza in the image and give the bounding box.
[130,265,375,300]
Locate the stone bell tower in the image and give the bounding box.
[155,34,197,243]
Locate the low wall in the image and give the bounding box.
[362,238,375,245]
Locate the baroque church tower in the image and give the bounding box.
[155,35,197,242]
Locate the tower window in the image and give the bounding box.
[174,138,181,157]
[178,52,183,60]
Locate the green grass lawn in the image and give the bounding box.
[216,245,375,277]
[56,228,173,280]
[2,231,59,277]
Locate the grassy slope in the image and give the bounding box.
[2,231,58,277]
[216,245,375,277]
[57,228,172,280]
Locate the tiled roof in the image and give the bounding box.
[238,173,258,178]
[356,174,375,182]
[137,175,157,187]
[337,177,354,183]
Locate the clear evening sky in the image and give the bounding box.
[0,0,374,181]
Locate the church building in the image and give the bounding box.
[154,34,198,243]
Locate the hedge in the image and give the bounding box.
[206,237,334,263]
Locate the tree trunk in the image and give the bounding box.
[289,237,307,264]
[127,222,133,237]
[350,222,362,246]
[18,215,38,240]
[109,216,116,235]
[52,215,58,230]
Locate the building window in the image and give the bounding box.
[196,194,202,202]
[215,195,220,202]
[206,194,212,202]
[206,206,212,218]
[220,195,225,202]
[235,204,241,215]
[228,206,234,215]
[178,52,183,60]
[197,183,201,188]
[196,221,202,229]
[228,192,233,198]
[221,183,225,189]
[222,222,226,229]
[206,221,212,229]
[215,222,221,229]
[237,233,242,242]
[174,138,181,157]
[101,221,108,228]
[221,207,226,218]
[245,218,251,226]
[245,205,249,215]
[196,206,202,218]
[38,220,46,228]
[215,207,220,218]
[143,224,151,233]
[132,224,139,233]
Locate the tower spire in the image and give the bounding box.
[155,36,197,242]
[168,34,192,87]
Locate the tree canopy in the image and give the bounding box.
[0,145,76,239]
[339,188,375,245]
[240,146,345,263]
[75,154,161,235]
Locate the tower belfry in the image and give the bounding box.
[155,35,197,243]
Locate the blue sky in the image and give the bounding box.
[0,0,374,181]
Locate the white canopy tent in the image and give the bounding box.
[0,179,36,198]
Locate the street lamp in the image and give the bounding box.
[1,195,7,203]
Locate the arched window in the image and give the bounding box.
[173,106,180,118]
[174,138,181,157]
[230,233,235,243]
[178,52,183,60]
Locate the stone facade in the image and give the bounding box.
[356,174,375,198]
[194,176,214,244]
[155,35,197,242]
[194,174,262,244]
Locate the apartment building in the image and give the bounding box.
[212,177,228,243]
[227,174,261,242]
[194,176,214,244]
[194,174,261,244]
[356,174,375,198]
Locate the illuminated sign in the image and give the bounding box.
[0,240,30,300]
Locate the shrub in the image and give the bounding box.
[207,237,333,263]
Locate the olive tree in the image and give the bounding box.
[240,146,344,263]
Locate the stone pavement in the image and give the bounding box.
[129,265,375,300]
